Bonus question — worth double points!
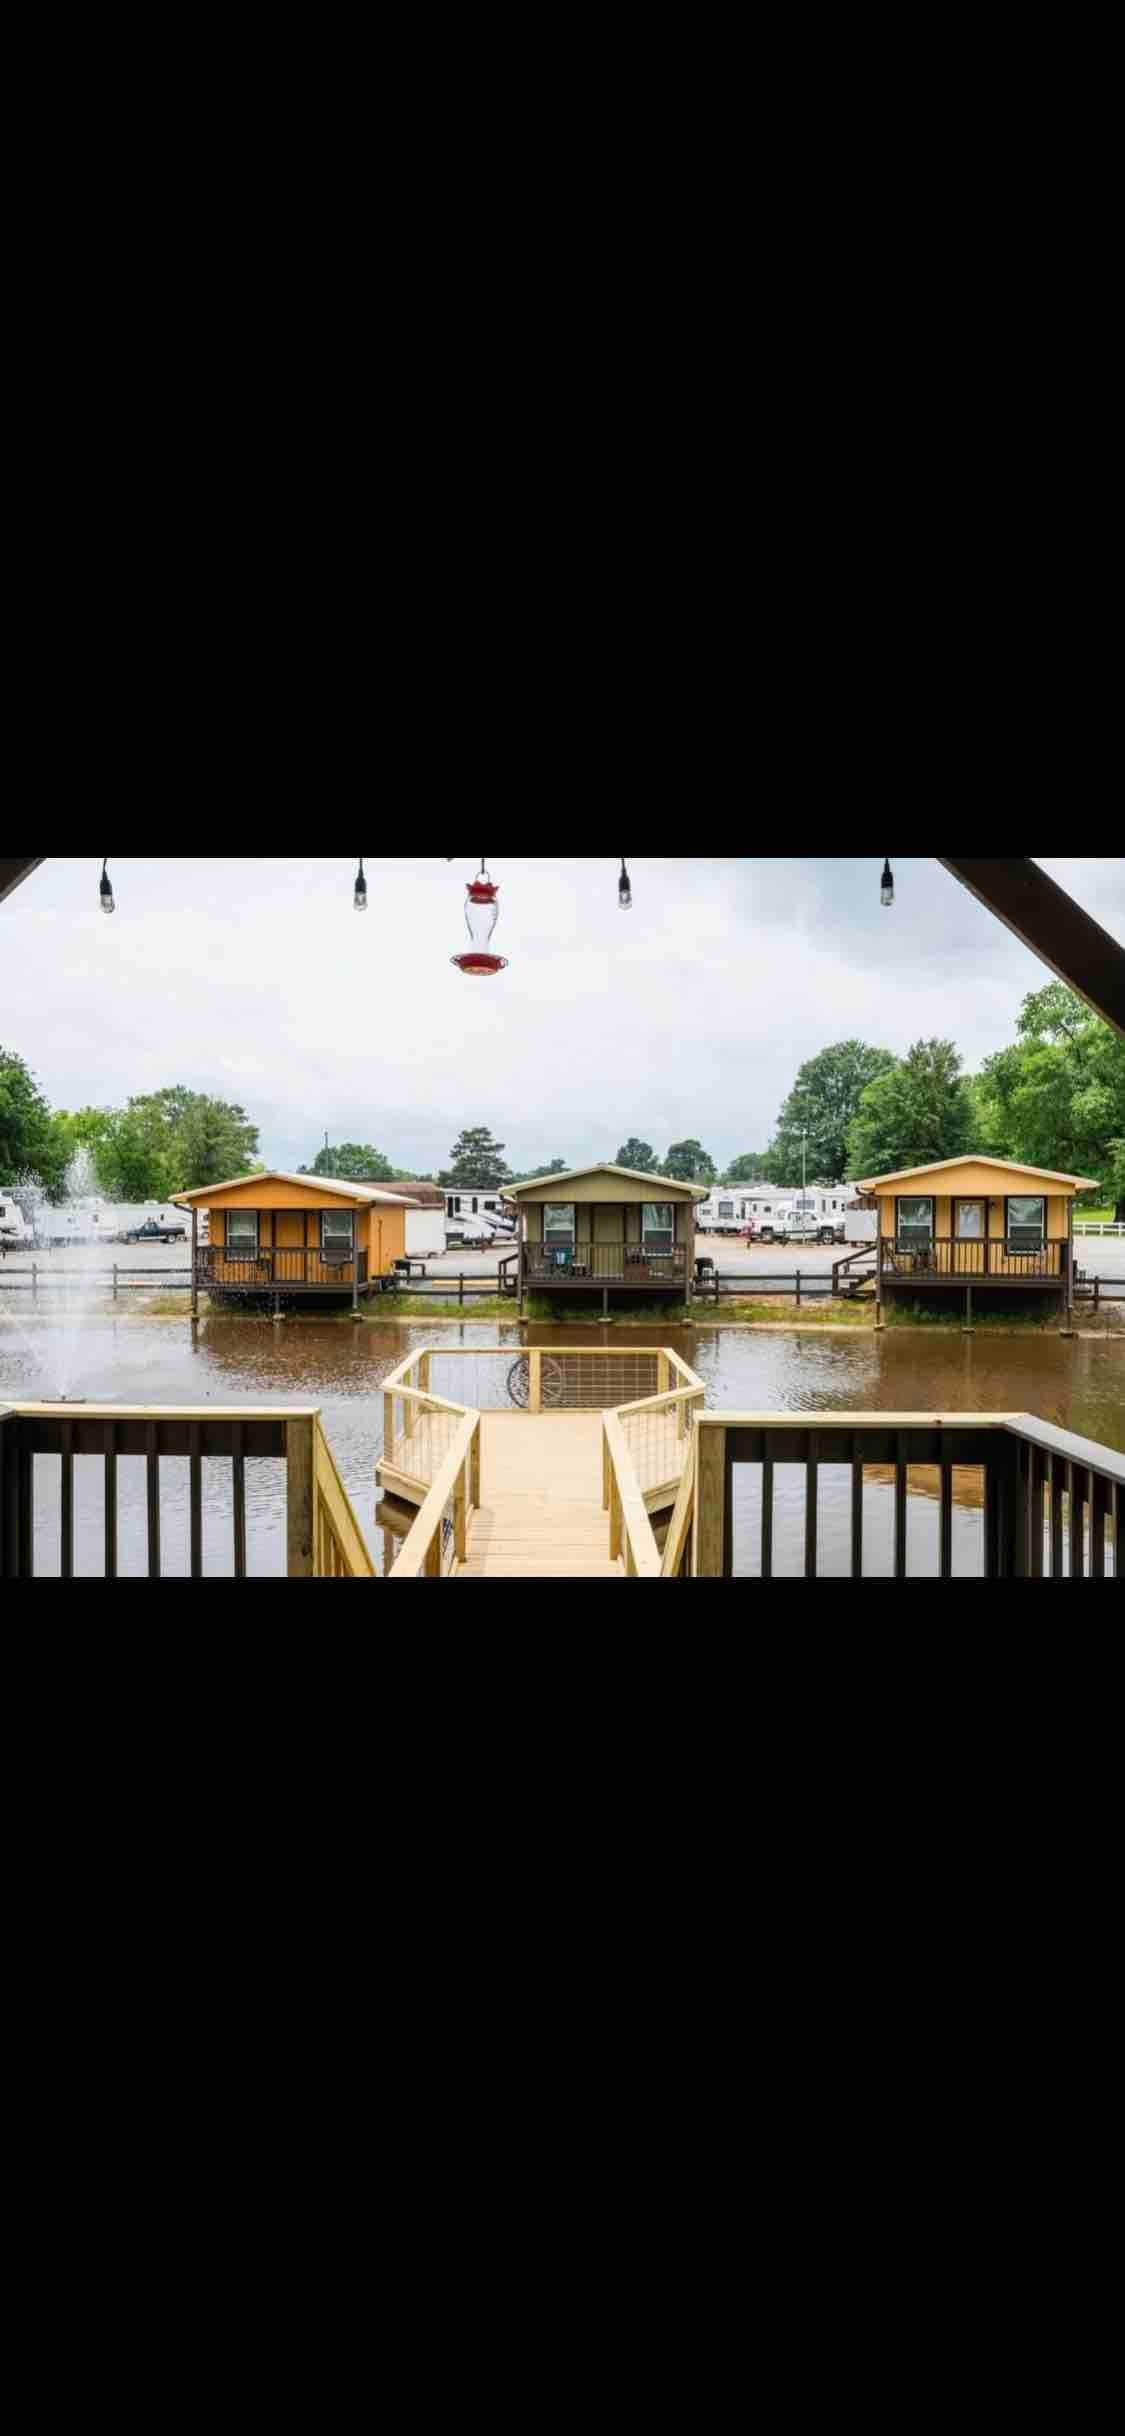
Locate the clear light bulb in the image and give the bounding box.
[100,861,115,915]
[881,858,894,907]
[354,857,368,912]
[619,857,632,911]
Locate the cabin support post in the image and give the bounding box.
[191,1207,198,1326]
[1062,1200,1075,1334]
[602,1286,609,1318]
[875,1231,883,1329]
[963,1283,973,1332]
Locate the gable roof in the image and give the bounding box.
[385,1177,444,1206]
[171,1170,419,1207]
[503,1162,708,1200]
[854,1154,1100,1191]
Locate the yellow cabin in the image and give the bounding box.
[854,1155,1100,1316]
[172,1171,417,1305]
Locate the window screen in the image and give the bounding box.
[321,1209,355,1248]
[643,1202,674,1252]
[228,1211,258,1251]
[1008,1196,1045,1251]
[718,1200,734,1219]
[897,1197,933,1245]
[544,1204,575,1243]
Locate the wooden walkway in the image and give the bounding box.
[456,1414,623,1577]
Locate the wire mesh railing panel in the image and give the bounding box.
[547,1352,660,1410]
[428,1350,527,1411]
[426,1349,664,1412]
[388,1409,461,1485]
[619,1406,686,1493]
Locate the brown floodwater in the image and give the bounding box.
[2,1315,1120,1577]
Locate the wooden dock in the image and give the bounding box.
[456,1414,623,1576]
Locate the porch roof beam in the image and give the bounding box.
[0,859,44,905]
[938,858,1125,1039]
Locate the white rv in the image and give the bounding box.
[444,1188,513,1247]
[0,1194,33,1247]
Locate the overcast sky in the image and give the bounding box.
[4,858,1123,1178]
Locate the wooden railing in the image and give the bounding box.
[601,1352,706,1574]
[200,1247,369,1288]
[386,1409,480,1578]
[525,1243,688,1284]
[881,1239,1065,1279]
[687,1413,1121,1577]
[0,1403,374,1577]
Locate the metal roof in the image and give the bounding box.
[503,1162,708,1199]
[854,1154,1100,1191]
[171,1170,419,1207]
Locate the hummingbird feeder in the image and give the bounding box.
[452,860,508,977]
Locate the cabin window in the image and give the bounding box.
[718,1200,734,1219]
[1007,1196,1045,1253]
[544,1203,576,1247]
[321,1209,355,1250]
[643,1202,674,1254]
[896,1196,933,1248]
[227,1212,258,1253]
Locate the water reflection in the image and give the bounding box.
[3,1313,1120,1578]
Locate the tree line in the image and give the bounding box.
[0,1059,261,1202]
[717,991,1125,1215]
[6,983,1122,1215]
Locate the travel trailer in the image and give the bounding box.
[696,1184,851,1242]
[0,1194,33,1247]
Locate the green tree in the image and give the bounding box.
[441,1127,512,1188]
[615,1138,657,1171]
[305,1142,395,1180]
[663,1139,717,1182]
[97,1101,173,1200]
[772,1041,897,1186]
[174,1096,260,1191]
[0,1045,68,1197]
[509,1159,571,1182]
[96,1088,259,1198]
[973,986,1125,1214]
[846,1040,974,1178]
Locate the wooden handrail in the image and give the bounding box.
[389,1412,479,1579]
[661,1431,697,1577]
[312,1417,376,1576]
[602,1411,662,1578]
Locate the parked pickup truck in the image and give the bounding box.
[119,1218,187,1243]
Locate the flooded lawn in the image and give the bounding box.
[2,1314,1120,1576]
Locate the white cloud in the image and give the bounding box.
[3,856,1121,1175]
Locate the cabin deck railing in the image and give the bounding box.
[524,1243,689,1285]
[0,1403,375,1577]
[199,1247,370,1289]
[881,1239,1066,1280]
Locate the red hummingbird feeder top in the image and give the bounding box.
[452,864,508,976]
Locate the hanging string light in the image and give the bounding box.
[354,856,368,912]
[619,857,632,911]
[881,858,894,907]
[99,859,115,915]
[452,858,507,977]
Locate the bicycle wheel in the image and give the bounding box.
[540,1355,565,1406]
[507,1356,531,1408]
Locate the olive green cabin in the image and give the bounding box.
[502,1164,708,1314]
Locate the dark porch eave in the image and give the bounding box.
[938,858,1125,1039]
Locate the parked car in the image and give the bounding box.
[119,1218,188,1244]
